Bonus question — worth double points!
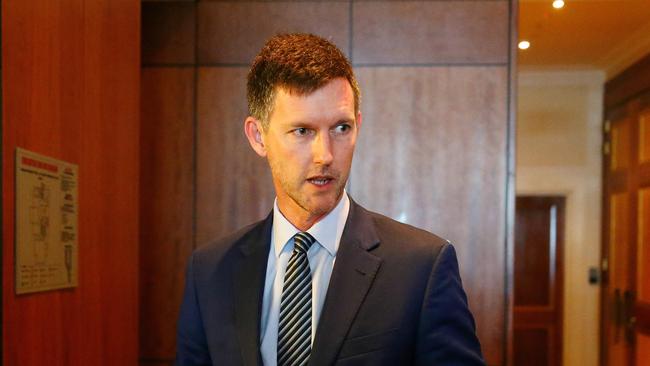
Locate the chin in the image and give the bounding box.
[307,194,340,216]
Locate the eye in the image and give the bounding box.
[292,127,311,136]
[333,123,352,135]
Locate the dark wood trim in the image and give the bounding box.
[600,110,608,366]
[637,302,650,336]
[191,0,198,252]
[638,162,650,188]
[605,103,629,124]
[639,90,650,111]
[609,170,629,193]
[142,62,510,68]
[505,0,517,364]
[0,1,3,360]
[605,52,650,110]
[514,311,563,324]
[139,358,174,365]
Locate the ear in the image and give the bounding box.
[244,116,267,157]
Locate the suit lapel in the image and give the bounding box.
[310,199,382,366]
[233,213,273,366]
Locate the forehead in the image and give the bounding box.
[270,78,356,124]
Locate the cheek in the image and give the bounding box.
[269,145,307,174]
[280,142,310,163]
[335,142,356,162]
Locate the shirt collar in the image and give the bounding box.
[272,190,350,258]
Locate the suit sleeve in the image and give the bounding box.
[176,252,212,366]
[415,243,486,365]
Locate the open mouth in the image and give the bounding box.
[307,176,333,186]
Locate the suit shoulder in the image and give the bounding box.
[193,217,268,263]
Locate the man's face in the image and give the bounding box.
[247,78,360,226]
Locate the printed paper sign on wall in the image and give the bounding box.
[15,148,78,294]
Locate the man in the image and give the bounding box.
[176,33,484,365]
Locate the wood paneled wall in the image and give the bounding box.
[141,1,515,365]
[2,1,140,365]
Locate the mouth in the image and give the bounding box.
[307,175,334,187]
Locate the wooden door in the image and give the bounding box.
[634,107,650,364]
[602,98,650,366]
[603,110,634,366]
[514,196,564,366]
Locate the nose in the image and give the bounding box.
[313,132,334,166]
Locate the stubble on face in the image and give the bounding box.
[268,153,347,221]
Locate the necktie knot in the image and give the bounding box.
[293,232,315,254]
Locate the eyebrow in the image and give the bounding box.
[284,118,355,128]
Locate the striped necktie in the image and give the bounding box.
[277,232,316,366]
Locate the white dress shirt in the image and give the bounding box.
[259,192,350,366]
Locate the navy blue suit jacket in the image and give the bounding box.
[176,198,485,365]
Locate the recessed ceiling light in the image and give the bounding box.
[553,0,565,9]
[518,41,531,50]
